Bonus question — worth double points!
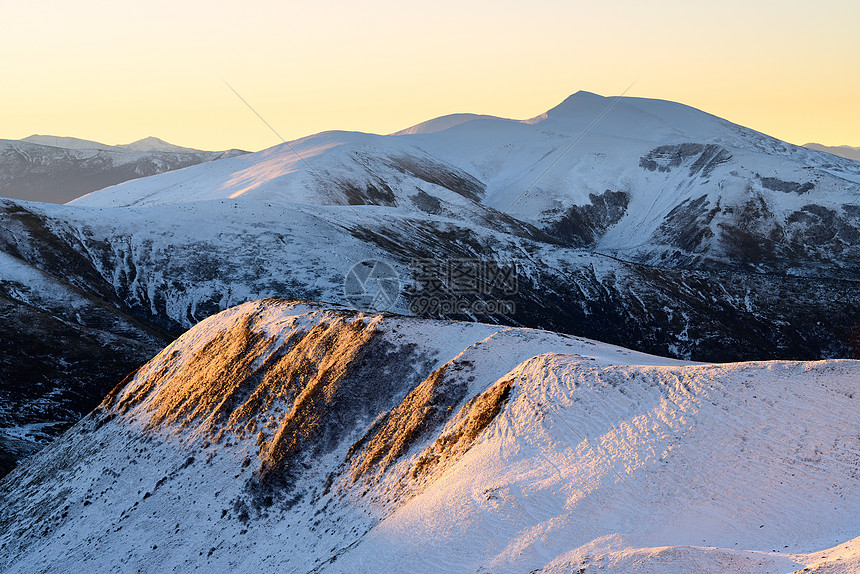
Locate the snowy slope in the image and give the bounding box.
[0,300,856,573]
[70,130,490,211]
[390,113,502,135]
[9,194,856,363]
[72,92,860,275]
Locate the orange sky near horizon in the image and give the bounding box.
[2,0,858,152]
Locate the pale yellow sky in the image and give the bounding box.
[2,0,858,151]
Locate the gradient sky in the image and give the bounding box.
[2,0,858,152]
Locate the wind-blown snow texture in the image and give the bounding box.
[0,300,857,573]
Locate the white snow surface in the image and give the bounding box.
[0,300,857,573]
[68,91,860,267]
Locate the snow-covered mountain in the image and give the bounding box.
[1,300,857,573]
[20,135,115,151]
[0,136,247,204]
[48,91,860,358]
[72,91,860,276]
[3,91,860,475]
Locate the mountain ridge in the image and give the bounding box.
[1,300,857,573]
[68,92,860,279]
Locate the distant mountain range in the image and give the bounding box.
[0,135,247,204]
[803,142,860,162]
[2,91,860,476]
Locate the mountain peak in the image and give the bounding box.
[118,137,202,154]
[524,91,607,124]
[555,90,605,106]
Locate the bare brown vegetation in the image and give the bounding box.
[110,304,440,504]
[347,360,473,479]
[403,377,513,486]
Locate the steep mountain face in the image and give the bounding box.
[0,136,247,204]
[0,290,167,476]
[4,195,857,363]
[0,300,857,573]
[3,92,860,475]
[0,133,249,470]
[0,201,173,475]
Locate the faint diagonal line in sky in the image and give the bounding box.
[223,78,407,313]
[222,79,388,242]
[502,79,638,214]
[222,79,329,183]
